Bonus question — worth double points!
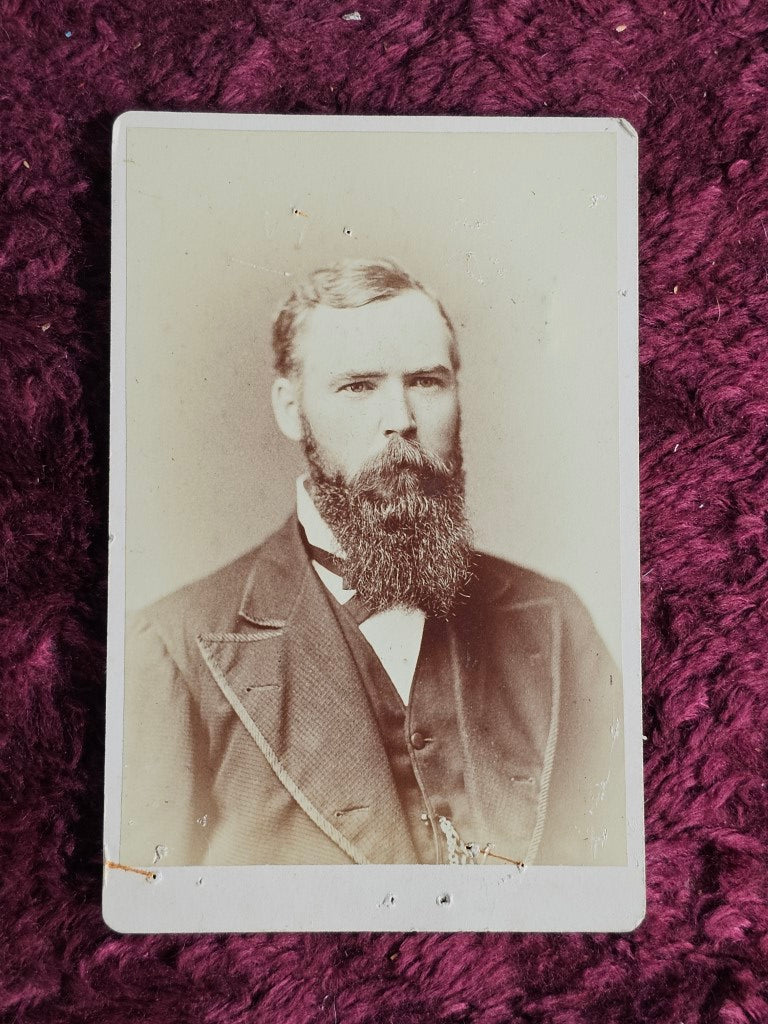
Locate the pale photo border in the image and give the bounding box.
[103,112,643,933]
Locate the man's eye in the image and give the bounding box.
[412,376,440,389]
[341,380,375,394]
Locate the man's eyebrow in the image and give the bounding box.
[328,365,454,386]
[328,370,388,386]
[404,364,453,379]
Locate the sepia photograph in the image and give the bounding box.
[104,113,642,932]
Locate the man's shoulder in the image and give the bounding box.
[467,551,602,645]
[133,516,300,639]
[467,552,611,672]
[469,550,576,610]
[145,546,260,624]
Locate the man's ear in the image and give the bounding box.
[271,376,303,442]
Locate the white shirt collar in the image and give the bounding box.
[295,474,345,558]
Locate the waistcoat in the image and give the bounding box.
[329,598,479,864]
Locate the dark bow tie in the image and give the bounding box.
[306,543,373,625]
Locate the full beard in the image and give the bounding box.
[301,420,474,618]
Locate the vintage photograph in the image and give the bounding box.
[105,114,642,932]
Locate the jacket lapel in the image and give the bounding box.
[197,517,418,864]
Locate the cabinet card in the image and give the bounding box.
[104,112,643,933]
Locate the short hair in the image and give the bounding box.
[271,257,459,377]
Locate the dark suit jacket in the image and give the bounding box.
[120,516,626,866]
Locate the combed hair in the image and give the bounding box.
[271,257,459,376]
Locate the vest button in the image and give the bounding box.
[410,731,426,750]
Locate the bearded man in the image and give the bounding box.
[120,258,626,868]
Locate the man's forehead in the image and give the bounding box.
[294,289,453,372]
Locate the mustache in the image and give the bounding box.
[347,436,464,526]
[353,436,456,490]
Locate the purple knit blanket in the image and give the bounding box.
[1,2,766,1021]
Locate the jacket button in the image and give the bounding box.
[410,731,426,750]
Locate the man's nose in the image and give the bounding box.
[380,382,416,438]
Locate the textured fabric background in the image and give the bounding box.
[2,1,767,1021]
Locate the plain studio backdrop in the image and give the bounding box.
[123,123,622,661]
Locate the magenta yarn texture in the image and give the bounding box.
[2,1,767,1021]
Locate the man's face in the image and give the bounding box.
[293,289,460,481]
